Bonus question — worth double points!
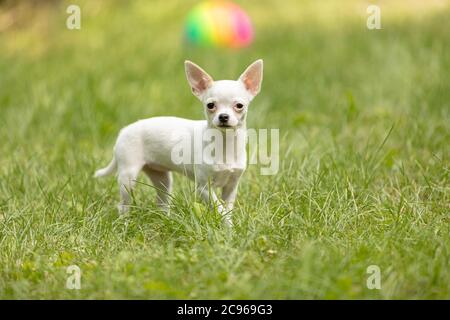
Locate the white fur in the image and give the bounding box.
[95,60,263,226]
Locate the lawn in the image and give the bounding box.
[0,0,448,299]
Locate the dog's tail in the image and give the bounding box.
[94,155,117,178]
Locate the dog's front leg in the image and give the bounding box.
[195,183,228,223]
[221,173,242,227]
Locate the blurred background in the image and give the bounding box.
[0,0,449,299]
[1,0,448,148]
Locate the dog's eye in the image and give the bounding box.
[206,102,215,110]
[236,103,244,109]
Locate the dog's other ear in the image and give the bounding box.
[239,59,263,97]
[185,61,214,97]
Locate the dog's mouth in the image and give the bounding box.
[216,124,233,128]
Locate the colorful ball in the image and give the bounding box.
[185,1,254,48]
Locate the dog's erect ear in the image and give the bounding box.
[239,59,263,97]
[185,61,214,97]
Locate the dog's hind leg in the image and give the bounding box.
[143,166,173,212]
[117,165,142,214]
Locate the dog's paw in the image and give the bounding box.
[222,216,233,228]
[117,204,130,215]
[217,205,233,227]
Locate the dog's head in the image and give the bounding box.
[185,59,263,130]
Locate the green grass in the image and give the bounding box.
[0,0,449,299]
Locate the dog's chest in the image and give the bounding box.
[208,164,243,188]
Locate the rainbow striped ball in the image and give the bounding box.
[185,1,254,48]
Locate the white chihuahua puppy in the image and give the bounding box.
[95,59,263,225]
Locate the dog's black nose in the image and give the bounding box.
[218,114,229,123]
